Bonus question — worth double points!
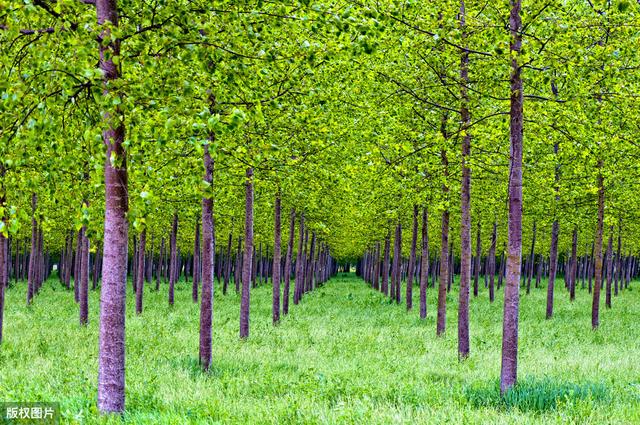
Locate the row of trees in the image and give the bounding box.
[2,0,640,414]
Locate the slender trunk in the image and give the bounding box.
[199,143,215,370]
[437,150,450,336]
[458,0,472,359]
[223,231,232,295]
[283,208,295,316]
[294,213,305,304]
[192,221,200,303]
[392,223,402,304]
[382,230,391,296]
[500,0,523,395]
[570,228,578,301]
[406,206,418,311]
[489,222,497,303]
[135,229,146,315]
[169,213,178,306]
[592,162,604,329]
[272,191,282,325]
[239,168,253,339]
[605,227,613,308]
[0,165,7,343]
[27,194,37,305]
[155,238,164,291]
[473,224,481,297]
[526,222,536,294]
[419,207,429,319]
[80,224,90,324]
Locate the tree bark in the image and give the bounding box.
[592,162,604,329]
[382,229,391,296]
[168,213,178,306]
[199,143,215,370]
[96,0,128,412]
[79,225,90,324]
[283,208,295,316]
[569,228,578,302]
[605,226,613,308]
[419,207,429,319]
[134,229,146,315]
[458,0,472,357]
[272,191,282,325]
[192,221,200,303]
[406,205,418,311]
[27,194,37,305]
[500,0,523,395]
[437,150,450,337]
[239,168,253,339]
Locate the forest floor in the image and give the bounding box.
[0,273,639,424]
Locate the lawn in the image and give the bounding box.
[0,273,638,424]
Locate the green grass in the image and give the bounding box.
[0,273,639,424]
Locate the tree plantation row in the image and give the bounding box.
[2,0,640,417]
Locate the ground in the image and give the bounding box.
[0,273,638,424]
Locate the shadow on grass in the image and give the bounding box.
[464,377,609,412]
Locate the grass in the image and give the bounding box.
[0,273,639,424]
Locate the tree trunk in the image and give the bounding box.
[406,205,418,311]
[500,0,523,395]
[437,151,450,337]
[382,229,391,296]
[135,229,146,315]
[79,224,90,324]
[239,168,253,339]
[192,221,200,303]
[592,162,604,329]
[605,226,613,308]
[569,228,578,302]
[169,213,178,306]
[27,193,37,305]
[96,0,128,412]
[489,222,497,303]
[283,208,295,316]
[199,143,215,370]
[458,0,472,360]
[0,165,7,343]
[294,213,305,305]
[419,207,429,319]
[272,191,282,325]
